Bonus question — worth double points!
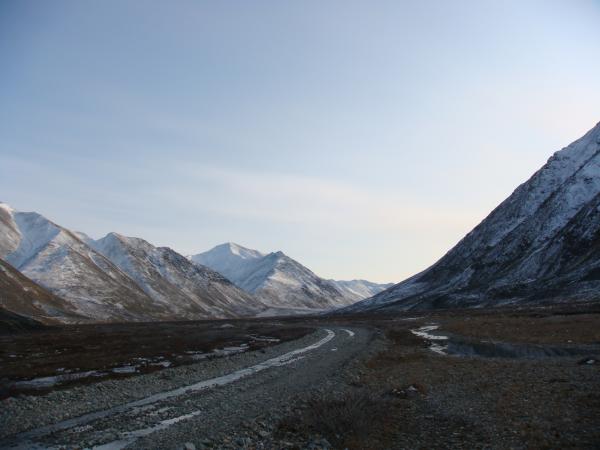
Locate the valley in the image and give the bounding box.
[1,306,599,449]
[3,4,599,449]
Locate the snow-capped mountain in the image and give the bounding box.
[191,243,390,312]
[88,233,264,318]
[329,279,394,303]
[0,203,163,322]
[190,243,266,292]
[344,121,600,313]
[0,258,84,324]
[0,204,265,322]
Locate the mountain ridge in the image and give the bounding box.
[343,121,600,313]
[0,205,267,322]
[89,233,265,318]
[0,204,162,322]
[191,243,391,310]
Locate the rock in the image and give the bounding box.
[307,438,332,450]
[182,442,196,450]
[406,384,420,398]
[389,388,406,398]
[319,438,332,448]
[238,436,253,447]
[388,385,419,399]
[578,357,596,365]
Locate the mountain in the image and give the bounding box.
[190,243,266,292]
[88,233,264,318]
[0,204,265,322]
[0,203,164,322]
[0,258,83,324]
[344,121,600,313]
[329,279,394,303]
[191,243,390,312]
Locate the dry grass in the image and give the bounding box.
[440,313,600,344]
[277,390,399,449]
[0,321,310,398]
[384,328,426,346]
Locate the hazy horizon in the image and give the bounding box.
[2,1,600,283]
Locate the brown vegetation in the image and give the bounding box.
[439,312,600,344]
[276,390,399,449]
[0,319,310,398]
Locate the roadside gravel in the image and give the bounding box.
[0,328,323,439]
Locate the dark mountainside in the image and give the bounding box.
[0,258,81,325]
[344,121,600,313]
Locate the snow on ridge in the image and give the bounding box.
[73,231,95,246]
[225,242,265,259]
[7,211,62,269]
[0,202,15,213]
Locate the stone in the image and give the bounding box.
[320,438,332,448]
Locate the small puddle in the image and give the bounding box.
[11,371,108,390]
[412,325,600,359]
[411,325,448,355]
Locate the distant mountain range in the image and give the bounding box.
[343,121,600,313]
[0,205,386,323]
[82,233,264,318]
[190,243,392,315]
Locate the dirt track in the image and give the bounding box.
[0,326,375,449]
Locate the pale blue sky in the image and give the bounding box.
[1,1,599,283]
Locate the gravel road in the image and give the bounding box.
[0,326,375,449]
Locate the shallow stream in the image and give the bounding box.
[411,325,600,360]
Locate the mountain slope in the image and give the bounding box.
[0,307,46,334]
[0,258,83,324]
[89,234,264,318]
[190,243,267,292]
[344,121,600,313]
[191,243,390,311]
[329,279,394,303]
[0,203,165,322]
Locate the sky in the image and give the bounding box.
[1,1,600,283]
